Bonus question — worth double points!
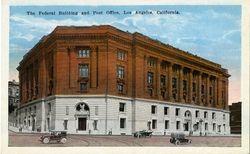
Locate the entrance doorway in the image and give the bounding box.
[184,122,190,131]
[78,117,87,130]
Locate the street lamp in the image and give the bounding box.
[199,119,203,136]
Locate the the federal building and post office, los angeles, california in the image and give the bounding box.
[16,25,230,136]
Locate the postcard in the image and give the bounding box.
[1,1,249,154]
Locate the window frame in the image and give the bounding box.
[120,118,126,129]
[164,107,169,115]
[117,65,125,79]
[175,108,180,116]
[165,120,169,130]
[78,48,90,58]
[119,102,126,112]
[79,64,89,78]
[151,105,157,114]
[152,119,157,129]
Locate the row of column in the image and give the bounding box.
[149,58,228,108]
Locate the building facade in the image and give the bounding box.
[17,25,230,135]
[8,80,19,126]
[229,102,241,134]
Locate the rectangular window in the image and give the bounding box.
[183,80,187,91]
[192,82,196,92]
[148,72,154,84]
[212,112,216,119]
[152,119,157,129]
[93,120,98,130]
[117,50,125,60]
[165,120,169,129]
[161,91,165,98]
[164,107,169,115]
[117,66,125,79]
[172,78,177,89]
[64,120,68,130]
[151,105,157,114]
[223,114,225,120]
[148,88,153,96]
[80,83,88,91]
[223,124,226,132]
[209,86,213,96]
[175,108,180,116]
[148,58,156,66]
[195,110,199,118]
[204,111,208,119]
[218,125,221,132]
[120,118,126,129]
[117,83,123,93]
[95,106,98,115]
[176,121,180,130]
[119,103,126,112]
[79,64,89,77]
[78,49,90,57]
[205,123,208,131]
[161,61,167,70]
[66,106,69,115]
[160,75,166,86]
[213,123,216,131]
[201,85,205,94]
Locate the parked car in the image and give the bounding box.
[133,130,153,138]
[40,131,67,144]
[170,133,191,145]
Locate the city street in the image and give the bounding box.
[9,131,241,147]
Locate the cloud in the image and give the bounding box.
[12,32,35,42]
[9,43,30,53]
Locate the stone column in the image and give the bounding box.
[144,55,148,93]
[156,59,161,98]
[197,72,202,106]
[225,79,229,110]
[217,77,222,108]
[206,75,210,106]
[188,69,193,104]
[214,77,218,107]
[90,46,97,88]
[179,66,184,102]
[168,63,173,101]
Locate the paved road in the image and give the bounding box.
[9,131,241,147]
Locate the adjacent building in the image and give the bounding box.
[16,25,230,135]
[8,80,19,126]
[229,102,241,134]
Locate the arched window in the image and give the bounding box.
[184,110,191,117]
[76,102,89,112]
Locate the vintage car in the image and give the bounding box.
[133,130,153,138]
[40,131,67,144]
[169,133,191,145]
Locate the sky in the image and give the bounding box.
[9,5,241,104]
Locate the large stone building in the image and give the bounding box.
[16,25,230,135]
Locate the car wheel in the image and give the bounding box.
[60,138,67,144]
[188,140,192,144]
[170,138,173,143]
[175,140,180,145]
[43,137,50,144]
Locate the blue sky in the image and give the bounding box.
[9,5,241,104]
